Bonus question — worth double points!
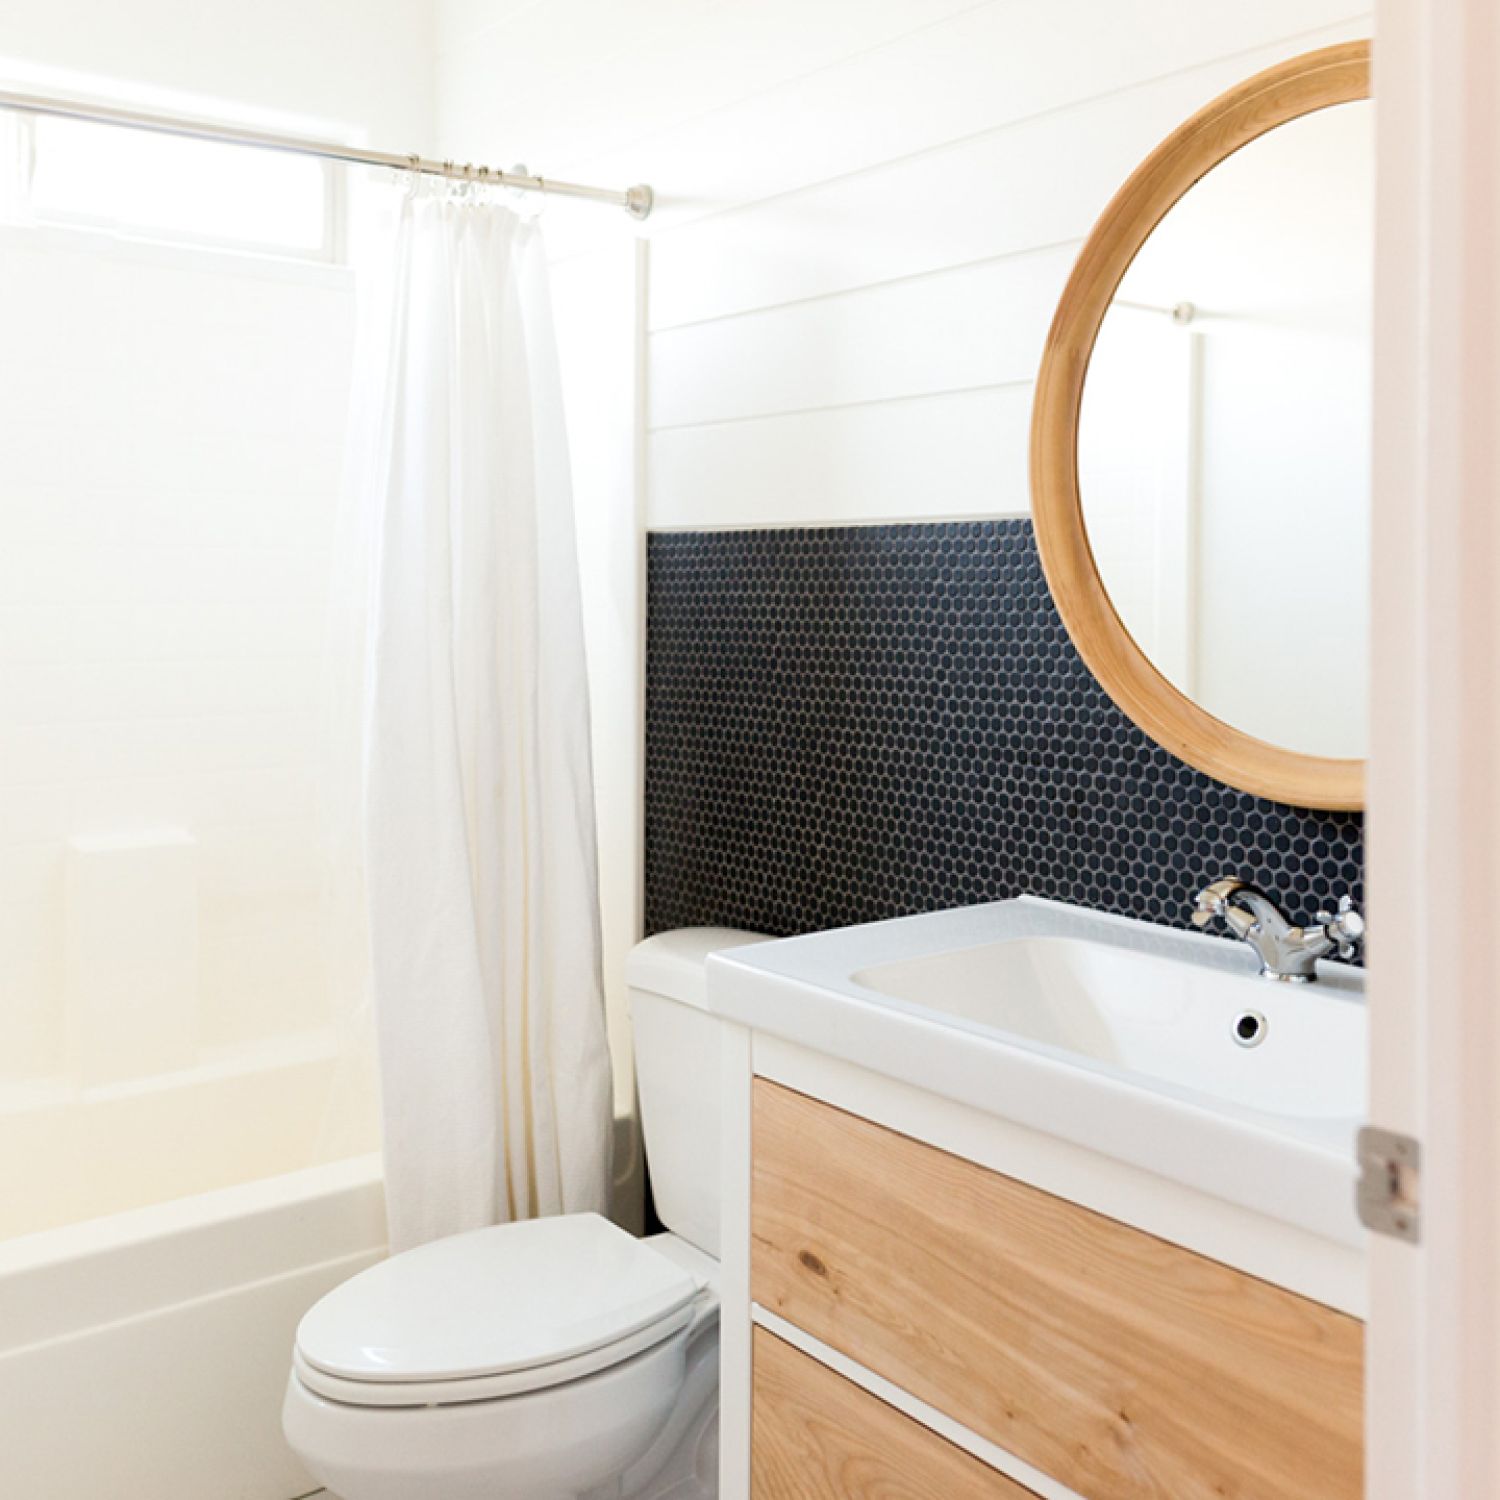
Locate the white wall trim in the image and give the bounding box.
[1368,0,1500,1492]
[716,1022,753,1500]
[644,512,1033,534]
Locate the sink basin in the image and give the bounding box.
[853,934,1364,1121]
[707,896,1367,1247]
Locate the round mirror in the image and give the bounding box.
[1032,42,1369,809]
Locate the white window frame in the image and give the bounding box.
[0,106,345,265]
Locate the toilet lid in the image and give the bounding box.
[296,1212,701,1385]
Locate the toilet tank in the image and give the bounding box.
[625,928,768,1260]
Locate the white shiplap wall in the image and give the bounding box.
[438,0,1373,531]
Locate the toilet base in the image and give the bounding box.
[615,1321,718,1500]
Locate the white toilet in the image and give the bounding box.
[283,927,764,1500]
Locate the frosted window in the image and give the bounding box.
[28,114,334,257]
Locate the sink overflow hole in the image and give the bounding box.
[1233,1010,1268,1048]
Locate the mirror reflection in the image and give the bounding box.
[1078,100,1373,761]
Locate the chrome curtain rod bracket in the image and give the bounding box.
[0,88,655,220]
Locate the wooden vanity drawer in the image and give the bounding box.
[753,1327,1038,1499]
[751,1080,1364,1500]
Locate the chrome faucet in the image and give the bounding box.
[1191,878,1364,982]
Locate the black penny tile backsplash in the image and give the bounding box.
[643,519,1363,953]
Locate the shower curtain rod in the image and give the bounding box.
[0,87,654,219]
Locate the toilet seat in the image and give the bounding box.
[292,1304,696,1407]
[294,1213,702,1409]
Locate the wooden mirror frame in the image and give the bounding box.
[1030,41,1370,811]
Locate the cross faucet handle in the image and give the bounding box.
[1315,894,1365,960]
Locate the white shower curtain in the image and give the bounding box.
[348,184,613,1253]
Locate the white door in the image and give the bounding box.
[1368,0,1500,1493]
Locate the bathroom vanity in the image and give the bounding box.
[706,898,1367,1500]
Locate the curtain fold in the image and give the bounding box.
[350,186,612,1253]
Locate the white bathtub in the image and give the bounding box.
[0,1153,386,1499]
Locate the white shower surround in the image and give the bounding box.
[0,16,427,1498]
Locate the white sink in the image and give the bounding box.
[707,896,1367,1247]
[854,933,1364,1121]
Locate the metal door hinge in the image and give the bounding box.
[1357,1126,1421,1243]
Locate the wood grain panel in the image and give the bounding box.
[752,1327,1038,1500]
[752,1079,1364,1500]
